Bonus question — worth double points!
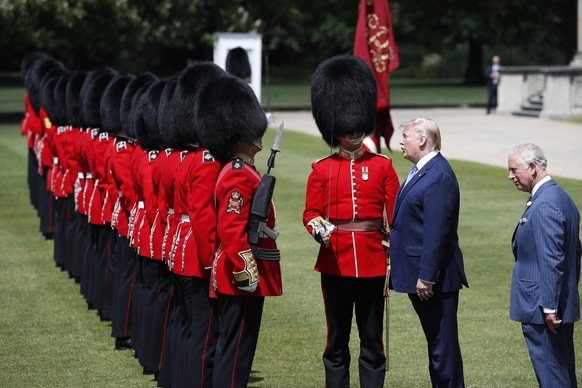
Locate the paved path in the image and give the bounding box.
[270,108,582,180]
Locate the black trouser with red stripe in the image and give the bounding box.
[321,273,386,388]
[213,293,264,388]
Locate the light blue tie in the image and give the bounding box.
[404,165,418,187]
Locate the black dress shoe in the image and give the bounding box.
[143,366,155,375]
[115,337,132,350]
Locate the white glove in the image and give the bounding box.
[307,216,335,247]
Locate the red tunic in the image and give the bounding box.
[101,139,117,223]
[110,137,136,237]
[61,127,81,196]
[159,150,183,261]
[37,108,54,173]
[149,148,173,260]
[175,148,220,278]
[128,145,145,248]
[87,131,113,225]
[303,149,399,278]
[131,148,159,258]
[50,126,66,198]
[77,129,97,216]
[212,159,282,297]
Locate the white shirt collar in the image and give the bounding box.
[532,175,551,196]
[416,151,439,171]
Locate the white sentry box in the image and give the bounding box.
[213,32,262,103]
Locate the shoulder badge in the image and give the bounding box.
[99,132,109,141]
[165,148,173,157]
[148,150,159,162]
[203,150,215,163]
[180,150,188,162]
[314,154,332,164]
[373,152,390,160]
[116,141,127,151]
[91,128,100,138]
[57,126,66,135]
[231,158,244,170]
[227,190,244,214]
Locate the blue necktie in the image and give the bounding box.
[404,165,418,187]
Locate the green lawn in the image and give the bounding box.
[263,80,484,109]
[1,122,581,387]
[1,80,485,114]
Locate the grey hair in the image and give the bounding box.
[399,117,441,151]
[510,143,547,170]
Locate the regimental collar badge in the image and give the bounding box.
[338,146,365,160]
[203,150,215,163]
[148,150,159,161]
[227,190,244,214]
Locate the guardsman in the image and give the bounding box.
[34,57,67,239]
[197,75,283,388]
[162,63,225,388]
[20,51,48,213]
[100,74,134,322]
[109,74,157,351]
[131,80,170,377]
[82,68,117,314]
[302,56,400,388]
[64,71,87,282]
[49,73,73,272]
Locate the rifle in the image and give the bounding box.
[247,122,284,248]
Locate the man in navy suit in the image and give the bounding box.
[508,143,581,387]
[485,55,501,114]
[390,118,468,387]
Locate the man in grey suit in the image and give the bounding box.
[508,143,581,387]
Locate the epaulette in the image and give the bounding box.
[116,141,127,151]
[313,154,333,164]
[368,150,390,160]
[202,150,215,163]
[99,132,109,141]
[148,150,159,162]
[231,158,244,170]
[164,148,173,157]
[180,150,188,162]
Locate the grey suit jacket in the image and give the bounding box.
[510,179,582,324]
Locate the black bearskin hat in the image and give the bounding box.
[66,71,88,128]
[225,47,251,80]
[100,74,133,134]
[311,55,377,147]
[52,73,71,126]
[173,62,226,145]
[120,72,158,139]
[21,51,48,91]
[29,55,67,114]
[133,80,166,150]
[158,74,181,148]
[196,75,267,164]
[39,69,66,123]
[81,68,117,129]
[142,80,167,148]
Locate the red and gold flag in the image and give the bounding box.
[354,0,399,151]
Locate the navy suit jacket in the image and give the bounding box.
[390,153,468,294]
[510,179,581,324]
